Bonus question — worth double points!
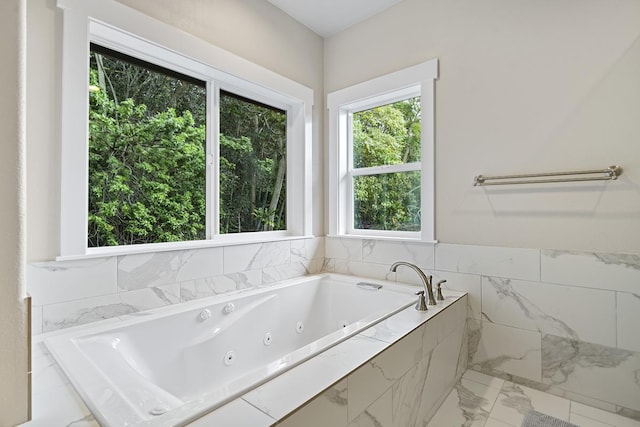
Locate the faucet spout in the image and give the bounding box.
[389,261,437,306]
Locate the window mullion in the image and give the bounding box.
[208,81,220,238]
[346,112,354,234]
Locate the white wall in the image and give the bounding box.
[325,0,640,253]
[26,0,324,261]
[0,0,29,423]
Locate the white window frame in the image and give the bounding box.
[57,0,313,259]
[327,59,438,241]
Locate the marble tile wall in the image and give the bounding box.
[26,236,640,421]
[27,237,325,333]
[324,237,640,420]
[274,296,468,427]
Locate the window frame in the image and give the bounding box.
[57,0,313,259]
[327,59,438,241]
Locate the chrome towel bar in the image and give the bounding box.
[473,165,622,186]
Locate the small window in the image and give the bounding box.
[351,97,421,232]
[327,59,438,241]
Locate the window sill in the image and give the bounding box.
[56,233,315,261]
[326,234,438,245]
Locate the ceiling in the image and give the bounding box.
[266,0,404,38]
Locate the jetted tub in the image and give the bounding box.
[45,273,418,426]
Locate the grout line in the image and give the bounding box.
[615,291,618,348]
[539,249,542,283]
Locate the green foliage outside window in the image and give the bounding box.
[352,97,422,232]
[88,61,207,247]
[88,48,286,247]
[87,47,420,247]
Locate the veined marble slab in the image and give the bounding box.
[362,239,435,269]
[262,259,322,284]
[490,381,571,426]
[432,271,482,320]
[471,321,542,382]
[42,283,180,332]
[542,334,640,412]
[435,244,540,281]
[541,250,640,293]
[179,270,262,302]
[223,241,291,273]
[481,276,616,347]
[291,237,325,263]
[426,374,502,427]
[348,326,423,421]
[417,321,467,424]
[277,380,348,427]
[188,398,275,427]
[330,259,395,281]
[617,292,640,352]
[570,402,640,427]
[21,343,98,427]
[325,237,364,261]
[348,388,393,427]
[117,247,223,290]
[28,257,117,305]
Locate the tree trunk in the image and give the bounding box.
[267,152,286,231]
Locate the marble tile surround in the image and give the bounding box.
[324,237,640,420]
[28,237,325,333]
[273,297,468,427]
[27,236,640,423]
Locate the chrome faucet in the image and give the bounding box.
[389,261,437,307]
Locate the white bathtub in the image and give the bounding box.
[45,273,418,426]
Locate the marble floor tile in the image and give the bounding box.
[570,413,616,427]
[484,418,516,427]
[489,381,571,426]
[571,402,640,427]
[426,376,501,427]
[462,370,504,390]
[427,371,640,427]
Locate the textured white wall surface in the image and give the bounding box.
[0,0,29,424]
[325,0,640,253]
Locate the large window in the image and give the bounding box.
[328,59,438,241]
[58,1,312,257]
[87,45,290,248]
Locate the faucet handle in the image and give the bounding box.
[414,290,428,311]
[436,280,447,301]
